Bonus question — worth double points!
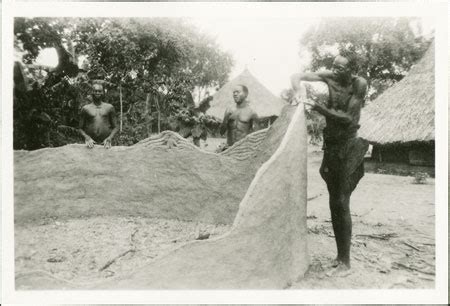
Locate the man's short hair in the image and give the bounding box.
[237,84,249,96]
[337,51,358,73]
[92,80,104,87]
[91,81,105,92]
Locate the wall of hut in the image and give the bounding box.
[370,141,435,166]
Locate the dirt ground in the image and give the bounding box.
[15,217,231,288]
[15,139,435,289]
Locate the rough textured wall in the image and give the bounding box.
[14,104,308,289]
[97,103,309,289]
[15,106,296,226]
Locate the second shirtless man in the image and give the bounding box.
[220,84,259,148]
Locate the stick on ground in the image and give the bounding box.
[393,262,435,276]
[99,249,136,272]
[402,241,422,252]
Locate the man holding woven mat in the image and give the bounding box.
[291,55,369,271]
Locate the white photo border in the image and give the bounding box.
[2,0,448,304]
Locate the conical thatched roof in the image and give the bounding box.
[359,42,435,144]
[208,69,287,120]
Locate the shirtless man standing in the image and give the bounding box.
[79,83,118,149]
[220,85,259,147]
[291,55,369,271]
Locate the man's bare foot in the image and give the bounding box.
[326,261,352,277]
[330,258,351,269]
[335,261,351,271]
[330,258,340,268]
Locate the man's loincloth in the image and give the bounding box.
[319,137,369,194]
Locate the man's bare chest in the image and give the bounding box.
[85,106,110,119]
[327,81,354,110]
[229,108,253,123]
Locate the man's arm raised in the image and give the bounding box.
[291,71,334,104]
[291,71,333,90]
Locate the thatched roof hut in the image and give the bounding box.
[207,69,287,120]
[359,41,435,144]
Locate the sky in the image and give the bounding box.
[192,17,319,95]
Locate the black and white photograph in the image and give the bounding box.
[1,0,448,304]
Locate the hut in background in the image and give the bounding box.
[359,41,435,167]
[207,69,287,127]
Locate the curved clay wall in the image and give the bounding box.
[14,104,308,289]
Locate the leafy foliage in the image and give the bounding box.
[173,103,221,146]
[13,17,233,149]
[300,17,432,99]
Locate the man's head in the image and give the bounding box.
[92,83,104,103]
[233,85,249,104]
[332,55,352,81]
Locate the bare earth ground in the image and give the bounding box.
[15,138,435,289]
[15,217,231,288]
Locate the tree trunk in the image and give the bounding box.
[155,94,161,134]
[145,93,151,137]
[119,86,123,132]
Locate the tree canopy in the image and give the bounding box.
[300,17,432,99]
[14,17,233,149]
